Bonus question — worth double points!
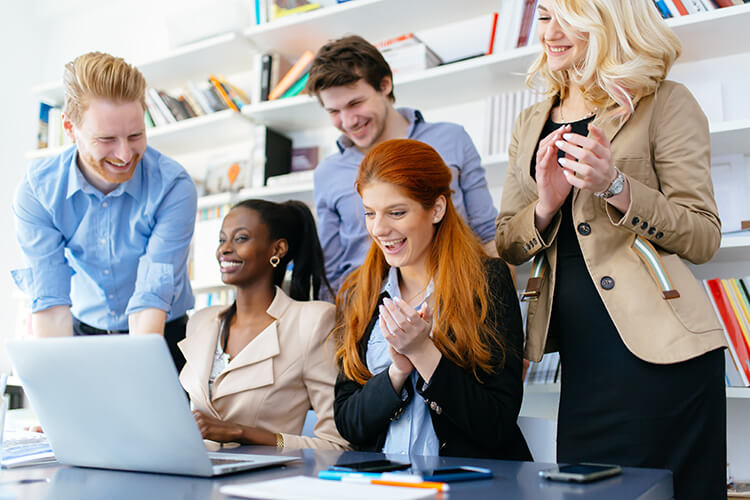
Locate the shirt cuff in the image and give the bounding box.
[125,259,174,315]
[11,264,72,312]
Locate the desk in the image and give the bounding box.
[0,447,672,500]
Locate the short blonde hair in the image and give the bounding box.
[63,51,146,125]
[527,0,681,121]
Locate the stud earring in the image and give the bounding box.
[270,255,280,268]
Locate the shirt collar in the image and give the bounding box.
[335,107,424,154]
[381,266,434,305]
[65,148,143,201]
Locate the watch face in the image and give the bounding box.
[610,172,625,195]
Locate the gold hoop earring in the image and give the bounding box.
[270,255,280,268]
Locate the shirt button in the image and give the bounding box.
[108,294,114,299]
[631,217,640,226]
[109,311,116,316]
[99,238,106,244]
[102,202,108,208]
[103,269,110,275]
[600,276,615,290]
[577,222,591,236]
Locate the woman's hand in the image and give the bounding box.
[554,124,631,212]
[534,124,573,231]
[192,409,243,443]
[379,297,433,357]
[380,297,442,383]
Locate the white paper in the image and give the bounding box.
[219,475,436,500]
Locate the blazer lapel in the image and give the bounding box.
[518,96,555,188]
[178,312,222,418]
[211,287,290,400]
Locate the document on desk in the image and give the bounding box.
[219,475,437,500]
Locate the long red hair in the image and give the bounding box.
[334,139,501,385]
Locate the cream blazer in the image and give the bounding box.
[496,80,727,364]
[178,287,348,450]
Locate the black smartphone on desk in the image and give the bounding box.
[539,463,622,483]
[329,459,411,473]
[420,466,493,482]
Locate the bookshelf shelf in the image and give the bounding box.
[710,119,750,156]
[31,32,253,104]
[712,233,750,263]
[197,180,315,210]
[244,0,504,59]
[667,3,750,63]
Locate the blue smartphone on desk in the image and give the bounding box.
[419,466,493,482]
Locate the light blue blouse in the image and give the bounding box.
[365,266,439,457]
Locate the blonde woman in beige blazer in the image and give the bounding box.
[495,1,725,498]
[178,199,348,451]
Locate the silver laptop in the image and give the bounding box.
[6,335,297,476]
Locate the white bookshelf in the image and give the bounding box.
[197,180,315,209]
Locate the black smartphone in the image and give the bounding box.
[328,459,411,473]
[538,463,622,483]
[420,466,494,482]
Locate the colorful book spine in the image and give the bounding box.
[280,72,309,99]
[268,50,315,101]
[208,76,240,112]
[706,279,750,383]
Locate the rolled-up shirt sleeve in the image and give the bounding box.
[125,174,197,315]
[12,175,73,312]
[457,129,498,243]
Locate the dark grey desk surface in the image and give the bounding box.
[0,447,673,500]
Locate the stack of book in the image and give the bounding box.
[36,102,73,151]
[253,50,314,102]
[525,352,561,385]
[704,277,750,387]
[483,89,546,157]
[253,0,352,25]
[145,76,249,128]
[375,34,441,75]
[652,0,746,19]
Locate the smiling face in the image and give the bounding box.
[216,207,284,287]
[537,0,588,74]
[318,78,394,153]
[65,98,147,195]
[360,181,445,273]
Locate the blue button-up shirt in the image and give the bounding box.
[366,266,439,457]
[314,108,498,296]
[12,145,197,330]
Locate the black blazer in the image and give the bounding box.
[334,258,532,461]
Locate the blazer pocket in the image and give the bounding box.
[661,254,722,334]
[212,358,275,399]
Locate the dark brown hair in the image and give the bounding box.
[306,35,395,102]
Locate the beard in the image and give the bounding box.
[80,151,140,185]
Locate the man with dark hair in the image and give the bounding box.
[307,35,498,298]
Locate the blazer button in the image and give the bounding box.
[600,276,615,290]
[648,227,656,235]
[656,232,664,239]
[577,222,591,236]
[631,216,640,225]
[640,221,649,230]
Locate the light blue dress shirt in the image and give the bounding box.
[12,145,197,330]
[365,266,439,457]
[314,108,498,296]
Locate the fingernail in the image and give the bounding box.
[558,157,567,165]
[563,169,570,176]
[393,296,401,303]
[555,140,565,148]
[562,134,573,141]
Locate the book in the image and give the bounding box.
[186,81,215,114]
[269,1,321,21]
[516,0,538,48]
[723,279,750,352]
[380,43,441,75]
[268,50,315,101]
[208,76,239,112]
[653,0,674,17]
[147,87,177,124]
[672,0,691,14]
[252,126,292,186]
[37,102,53,149]
[414,13,499,64]
[180,93,204,117]
[158,90,191,121]
[280,72,309,98]
[705,280,750,386]
[705,279,750,384]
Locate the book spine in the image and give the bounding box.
[672,0,691,14]
[208,76,239,112]
[706,279,750,384]
[260,54,272,102]
[724,279,750,351]
[268,50,315,101]
[516,0,537,48]
[147,88,177,123]
[487,12,499,55]
[280,72,309,99]
[186,81,214,114]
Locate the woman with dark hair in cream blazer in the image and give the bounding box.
[178,199,348,450]
[495,1,726,498]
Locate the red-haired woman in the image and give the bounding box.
[333,139,531,460]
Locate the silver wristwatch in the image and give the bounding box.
[595,167,625,199]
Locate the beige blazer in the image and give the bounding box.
[178,287,348,450]
[496,80,726,364]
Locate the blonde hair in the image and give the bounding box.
[63,51,147,125]
[527,0,681,121]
